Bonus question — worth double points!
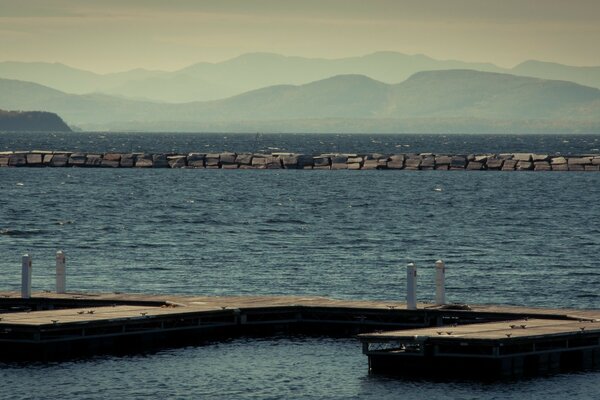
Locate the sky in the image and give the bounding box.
[1,0,599,73]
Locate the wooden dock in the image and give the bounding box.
[1,291,599,379]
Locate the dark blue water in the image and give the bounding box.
[2,132,600,155]
[1,133,599,399]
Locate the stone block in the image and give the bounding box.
[387,160,404,169]
[532,154,549,162]
[50,154,69,167]
[101,159,120,168]
[69,153,87,166]
[584,165,600,171]
[474,155,488,162]
[552,164,568,171]
[551,156,567,165]
[281,154,299,168]
[168,156,187,168]
[513,153,533,162]
[486,158,504,169]
[466,161,484,170]
[232,153,250,165]
[347,157,363,164]
[568,157,592,165]
[450,156,467,169]
[220,152,237,165]
[362,159,379,170]
[205,153,220,167]
[265,156,282,169]
[8,154,27,167]
[43,154,54,165]
[331,155,348,165]
[297,155,314,168]
[187,153,206,168]
[104,153,121,162]
[404,158,421,170]
[501,160,517,171]
[347,163,362,170]
[592,157,600,165]
[0,156,8,167]
[152,154,169,168]
[516,161,533,170]
[568,164,585,171]
[135,155,153,168]
[534,161,551,171]
[26,153,43,165]
[120,154,135,167]
[313,157,330,167]
[366,153,385,160]
[435,165,449,170]
[435,155,452,165]
[421,156,435,168]
[251,157,267,168]
[331,163,348,170]
[86,154,103,167]
[220,163,237,169]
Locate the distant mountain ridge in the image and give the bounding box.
[0,109,71,132]
[1,52,599,103]
[1,70,599,133]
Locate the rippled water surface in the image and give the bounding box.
[1,133,599,399]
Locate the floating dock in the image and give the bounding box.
[360,317,600,379]
[1,291,599,379]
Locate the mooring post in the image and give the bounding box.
[406,262,417,310]
[21,254,32,298]
[56,250,66,294]
[435,259,446,305]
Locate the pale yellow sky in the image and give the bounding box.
[1,0,599,73]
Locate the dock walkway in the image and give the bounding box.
[1,291,599,378]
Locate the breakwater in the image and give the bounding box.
[2,151,600,171]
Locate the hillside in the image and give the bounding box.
[512,60,600,92]
[1,70,600,133]
[8,52,600,103]
[0,109,71,132]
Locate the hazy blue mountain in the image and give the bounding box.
[3,53,600,104]
[0,109,71,132]
[106,52,504,102]
[0,61,166,95]
[0,78,164,124]
[1,71,599,133]
[511,60,600,92]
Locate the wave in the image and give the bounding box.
[0,228,46,237]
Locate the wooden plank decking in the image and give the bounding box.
[1,291,600,378]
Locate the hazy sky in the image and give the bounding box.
[1,0,599,73]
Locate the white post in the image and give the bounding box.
[21,254,32,298]
[56,250,66,294]
[435,260,446,305]
[406,262,417,310]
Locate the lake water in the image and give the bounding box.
[1,133,599,399]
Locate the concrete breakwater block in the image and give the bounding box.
[2,151,600,172]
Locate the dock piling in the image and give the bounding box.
[406,263,417,310]
[56,250,66,294]
[435,260,446,305]
[21,254,32,298]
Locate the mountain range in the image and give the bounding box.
[2,69,599,133]
[1,52,600,103]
